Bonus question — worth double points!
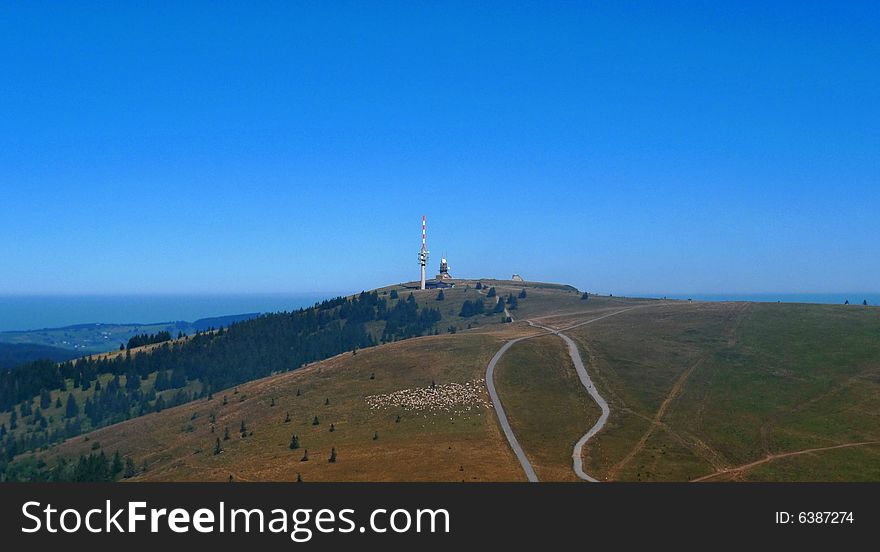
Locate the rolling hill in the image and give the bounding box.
[0,313,262,356]
[2,280,879,482]
[0,343,79,370]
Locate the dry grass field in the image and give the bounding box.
[15,281,880,482]
[38,332,527,482]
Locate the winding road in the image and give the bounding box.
[485,335,540,482]
[486,306,638,482]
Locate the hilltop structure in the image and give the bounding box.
[437,257,453,280]
[418,215,428,290]
[416,217,455,289]
[426,255,455,289]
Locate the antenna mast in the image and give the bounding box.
[419,215,429,290]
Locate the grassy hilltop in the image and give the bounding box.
[2,280,879,482]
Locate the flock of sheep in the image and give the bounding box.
[365,379,491,413]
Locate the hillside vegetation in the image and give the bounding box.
[0,343,78,370]
[2,281,879,482]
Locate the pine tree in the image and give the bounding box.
[436,290,445,301]
[223,427,230,441]
[312,415,320,425]
[581,292,590,300]
[124,457,136,478]
[111,451,123,476]
[290,434,300,449]
[395,415,401,423]
[324,398,330,406]
[296,389,301,397]
[55,397,62,408]
[270,397,275,407]
[373,431,379,440]
[34,408,46,429]
[296,472,302,482]
[154,370,169,391]
[214,438,223,455]
[329,423,335,432]
[223,395,228,405]
[389,289,399,299]
[328,447,337,463]
[301,449,309,462]
[240,420,247,435]
[284,412,291,423]
[487,287,496,298]
[65,393,79,418]
[40,389,52,410]
[519,288,527,299]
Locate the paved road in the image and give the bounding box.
[528,320,609,482]
[486,306,638,482]
[485,335,540,482]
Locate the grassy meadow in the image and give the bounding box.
[6,281,880,482]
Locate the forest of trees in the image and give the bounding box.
[126,331,173,350]
[2,448,138,482]
[381,293,441,342]
[459,299,485,317]
[1,290,445,479]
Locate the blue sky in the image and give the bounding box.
[1,2,877,296]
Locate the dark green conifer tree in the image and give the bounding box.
[65,393,79,418]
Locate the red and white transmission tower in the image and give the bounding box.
[419,215,429,290]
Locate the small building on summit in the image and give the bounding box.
[437,257,453,280]
[425,279,455,289]
[425,256,456,288]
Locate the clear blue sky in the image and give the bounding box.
[1,2,877,296]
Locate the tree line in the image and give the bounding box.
[1,290,446,477]
[126,331,173,350]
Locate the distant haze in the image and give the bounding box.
[0,294,334,333]
[638,293,880,306]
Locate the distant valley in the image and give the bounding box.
[0,313,261,357]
